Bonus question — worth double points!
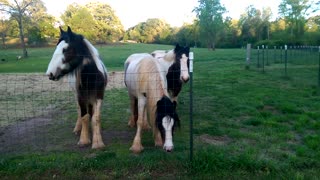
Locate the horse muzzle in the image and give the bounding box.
[47,72,60,81]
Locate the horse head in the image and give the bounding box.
[156,96,180,152]
[173,44,190,83]
[46,26,85,81]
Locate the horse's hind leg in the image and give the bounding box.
[128,95,138,128]
[91,99,105,149]
[130,97,146,153]
[73,101,82,135]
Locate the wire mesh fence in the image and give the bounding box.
[0,70,194,156]
[248,45,320,87]
[0,72,135,155]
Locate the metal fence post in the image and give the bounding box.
[280,46,283,64]
[285,45,288,77]
[262,45,265,73]
[189,52,194,162]
[318,46,320,87]
[274,46,276,63]
[257,46,260,68]
[266,45,269,66]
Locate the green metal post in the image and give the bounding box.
[189,52,194,162]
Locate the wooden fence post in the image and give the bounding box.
[246,44,251,69]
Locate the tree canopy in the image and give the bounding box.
[0,0,319,52]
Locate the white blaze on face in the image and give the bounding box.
[46,40,70,78]
[162,116,174,152]
[180,54,189,82]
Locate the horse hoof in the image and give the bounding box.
[77,140,91,147]
[130,145,144,153]
[92,142,105,149]
[128,120,136,128]
[73,130,80,136]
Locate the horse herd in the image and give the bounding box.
[45,27,190,153]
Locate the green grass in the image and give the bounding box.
[1,44,320,178]
[0,43,175,72]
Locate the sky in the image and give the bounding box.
[43,0,282,30]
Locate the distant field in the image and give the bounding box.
[0,43,177,72]
[1,44,320,179]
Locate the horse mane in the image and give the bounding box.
[83,39,108,78]
[163,49,175,62]
[65,36,107,90]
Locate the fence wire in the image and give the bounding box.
[0,71,193,155]
[249,46,320,87]
[0,72,133,155]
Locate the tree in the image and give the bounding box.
[85,2,124,43]
[125,18,172,43]
[278,0,313,39]
[193,0,227,50]
[61,2,124,43]
[61,4,97,41]
[0,0,38,57]
[0,13,10,48]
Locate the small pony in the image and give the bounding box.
[46,26,108,149]
[124,55,180,153]
[151,44,190,101]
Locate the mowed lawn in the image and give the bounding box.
[1,43,320,179]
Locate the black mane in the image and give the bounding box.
[59,26,107,101]
[166,44,190,98]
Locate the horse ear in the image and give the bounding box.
[174,44,181,53]
[186,46,190,52]
[59,26,64,34]
[67,26,72,35]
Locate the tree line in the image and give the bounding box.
[0,0,319,57]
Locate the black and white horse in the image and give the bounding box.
[151,44,190,101]
[46,26,108,149]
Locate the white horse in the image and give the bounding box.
[124,54,180,153]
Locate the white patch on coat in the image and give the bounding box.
[180,54,189,82]
[46,40,69,77]
[162,116,174,151]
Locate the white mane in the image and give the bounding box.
[83,39,108,77]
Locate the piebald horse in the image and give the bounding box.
[46,26,108,149]
[124,55,180,153]
[151,44,190,102]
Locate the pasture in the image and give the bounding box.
[1,43,320,179]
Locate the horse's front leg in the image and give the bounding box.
[73,101,82,135]
[130,96,146,153]
[77,99,91,147]
[91,99,105,149]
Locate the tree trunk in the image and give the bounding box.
[18,16,28,58]
[1,33,6,49]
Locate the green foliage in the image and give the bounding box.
[193,0,227,49]
[124,18,172,44]
[60,2,124,43]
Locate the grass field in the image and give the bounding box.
[1,43,320,179]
